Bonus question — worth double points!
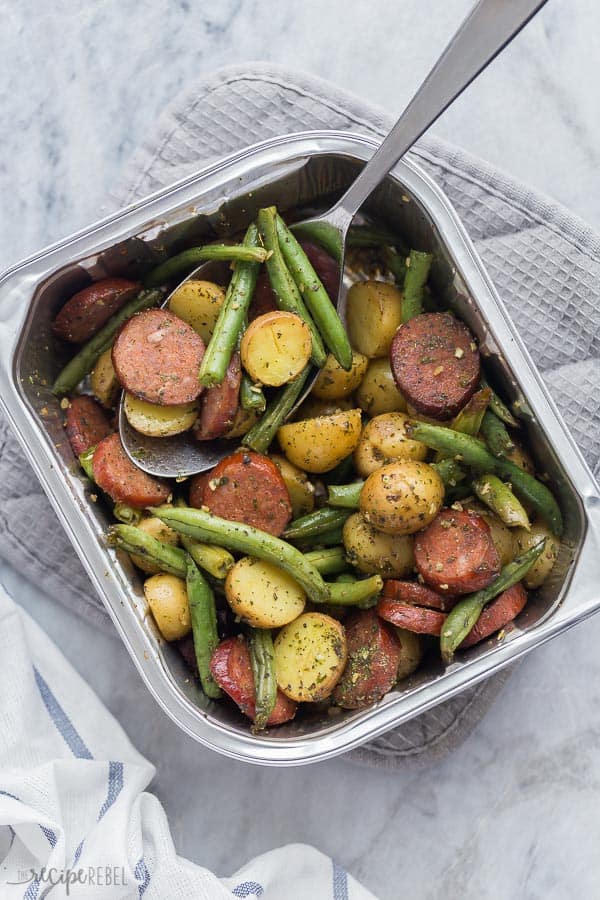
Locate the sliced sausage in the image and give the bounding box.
[380,579,457,612]
[249,269,278,322]
[460,582,528,648]
[112,308,206,406]
[53,278,140,344]
[414,508,501,594]
[92,433,171,508]
[248,240,340,321]
[377,596,447,635]
[333,608,401,709]
[390,312,480,419]
[189,451,292,536]
[65,395,113,456]
[210,636,297,726]
[194,352,241,441]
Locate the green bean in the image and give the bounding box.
[284,507,352,541]
[321,454,355,485]
[434,388,491,463]
[382,246,407,283]
[327,574,383,607]
[79,447,96,481]
[106,524,187,577]
[258,208,327,367]
[346,225,404,249]
[248,628,277,731]
[431,459,466,487]
[240,374,266,413]
[303,546,347,576]
[53,288,163,395]
[150,505,329,604]
[186,555,222,699]
[174,498,235,579]
[198,224,262,388]
[440,540,546,663]
[290,221,343,262]
[480,378,520,428]
[242,367,310,454]
[480,409,516,457]
[335,573,357,584]
[405,420,563,536]
[473,474,530,530]
[275,214,353,370]
[113,503,142,526]
[327,482,363,509]
[144,244,268,289]
[305,525,345,547]
[401,250,433,323]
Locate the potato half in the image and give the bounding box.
[274,612,347,702]
[346,280,403,358]
[144,573,191,641]
[130,517,180,575]
[311,351,368,400]
[296,396,355,420]
[512,521,559,588]
[354,412,428,477]
[360,460,444,535]
[168,279,225,344]
[124,393,198,437]
[277,408,362,473]
[355,356,407,416]
[225,557,306,628]
[90,348,120,408]
[271,454,315,518]
[343,512,414,577]
[395,629,423,681]
[224,406,259,439]
[241,310,312,386]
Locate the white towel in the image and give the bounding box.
[0,584,375,899]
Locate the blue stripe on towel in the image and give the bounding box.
[98,761,124,820]
[73,839,84,863]
[0,791,57,850]
[332,860,349,900]
[232,882,264,897]
[33,667,92,760]
[135,857,151,897]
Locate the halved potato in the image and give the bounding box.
[395,629,423,681]
[354,412,428,477]
[168,279,225,343]
[343,512,414,577]
[130,517,180,575]
[512,520,559,588]
[277,408,362,473]
[296,396,355,420]
[241,311,312,386]
[225,557,306,628]
[274,612,347,702]
[360,460,444,535]
[311,351,368,400]
[224,406,259,439]
[90,348,120,408]
[123,393,198,437]
[271,454,315,518]
[356,357,407,416]
[346,280,403,358]
[144,573,191,641]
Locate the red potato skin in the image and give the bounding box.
[65,395,113,456]
[390,312,481,419]
[210,636,297,725]
[414,508,501,595]
[333,608,401,709]
[111,308,206,406]
[194,352,241,441]
[377,597,447,636]
[248,240,340,321]
[460,582,528,648]
[380,580,458,612]
[92,433,171,508]
[189,451,292,536]
[52,278,141,344]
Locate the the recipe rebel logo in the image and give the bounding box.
[7,865,128,893]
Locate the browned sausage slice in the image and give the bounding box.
[248,240,340,321]
[210,636,297,726]
[112,308,205,406]
[92,433,171,508]
[65,395,113,456]
[460,582,528,648]
[381,580,457,612]
[414,508,501,594]
[333,608,401,709]
[194,352,241,441]
[189,451,292,536]
[53,278,140,343]
[377,596,447,635]
[390,312,480,419]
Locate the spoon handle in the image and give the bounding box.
[335,0,548,224]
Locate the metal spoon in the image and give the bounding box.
[121,0,547,478]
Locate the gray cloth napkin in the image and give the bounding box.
[2,63,599,769]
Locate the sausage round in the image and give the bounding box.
[210,636,297,725]
[112,308,206,406]
[248,240,340,321]
[390,312,480,419]
[194,352,241,441]
[380,579,457,612]
[333,608,401,709]
[414,508,501,594]
[460,582,528,648]
[53,278,140,344]
[189,451,292,536]
[376,596,447,635]
[92,433,171,508]
[65,395,113,456]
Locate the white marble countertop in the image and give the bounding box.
[2,1,600,897]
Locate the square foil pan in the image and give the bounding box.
[1,132,599,766]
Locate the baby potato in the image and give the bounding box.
[271,454,315,518]
[144,573,191,641]
[277,408,362,474]
[354,412,428,477]
[274,612,347,702]
[512,521,559,588]
[296,396,355,419]
[360,460,444,535]
[90,348,120,408]
[346,280,403,358]
[225,557,306,628]
[356,357,407,416]
[130,517,180,575]
[224,406,259,439]
[395,628,423,681]
[343,512,414,577]
[311,351,368,400]
[124,393,198,437]
[168,279,225,344]
[241,310,312,386]
[463,500,515,567]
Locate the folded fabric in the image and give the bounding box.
[0,583,374,899]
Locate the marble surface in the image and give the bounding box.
[2,1,600,897]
